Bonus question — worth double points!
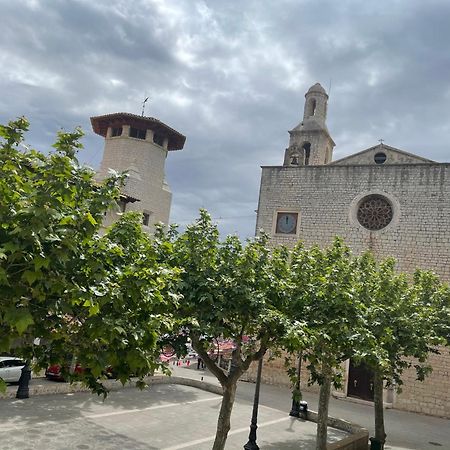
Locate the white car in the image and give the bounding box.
[0,357,28,383]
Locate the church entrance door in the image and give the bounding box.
[347,359,374,401]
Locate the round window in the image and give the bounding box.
[357,195,393,230]
[374,152,387,164]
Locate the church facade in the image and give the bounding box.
[252,83,450,418]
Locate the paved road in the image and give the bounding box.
[2,364,450,449]
[0,383,347,450]
[171,364,450,450]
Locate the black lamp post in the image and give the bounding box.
[16,360,32,399]
[289,352,302,417]
[244,356,263,450]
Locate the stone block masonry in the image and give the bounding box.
[255,163,450,418]
[255,83,450,419]
[257,163,450,281]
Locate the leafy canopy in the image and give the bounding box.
[0,118,178,395]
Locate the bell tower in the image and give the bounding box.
[283,83,335,166]
[91,112,185,232]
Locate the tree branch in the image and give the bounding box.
[241,339,268,373]
[191,333,228,385]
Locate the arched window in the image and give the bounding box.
[311,98,316,116]
[303,142,311,165]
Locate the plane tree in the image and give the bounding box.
[34,211,181,395]
[0,118,178,394]
[287,239,372,450]
[356,254,449,449]
[160,210,302,450]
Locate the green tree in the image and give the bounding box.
[356,254,448,449]
[33,212,180,396]
[163,210,299,450]
[0,118,177,394]
[288,239,370,450]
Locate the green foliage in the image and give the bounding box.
[157,210,300,450]
[353,253,449,446]
[356,253,448,389]
[0,119,177,395]
[34,212,180,395]
[0,118,121,345]
[161,210,297,383]
[288,238,369,388]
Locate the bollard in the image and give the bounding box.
[369,437,382,450]
[299,401,308,418]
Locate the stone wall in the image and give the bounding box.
[0,375,223,400]
[257,163,450,281]
[240,353,320,394]
[98,132,172,232]
[310,412,368,450]
[394,346,450,418]
[256,162,450,417]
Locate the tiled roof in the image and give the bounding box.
[90,112,186,151]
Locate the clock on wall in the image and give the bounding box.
[275,212,298,234]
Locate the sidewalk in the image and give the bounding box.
[1,382,345,450]
[170,362,450,450]
[3,362,450,450]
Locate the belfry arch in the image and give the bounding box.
[284,82,335,166]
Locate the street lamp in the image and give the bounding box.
[244,356,263,450]
[289,352,302,417]
[16,360,32,399]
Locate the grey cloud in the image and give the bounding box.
[1,0,449,238]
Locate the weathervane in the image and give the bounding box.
[141,96,149,116]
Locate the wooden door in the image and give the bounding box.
[347,359,374,401]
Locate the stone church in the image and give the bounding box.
[251,83,450,418]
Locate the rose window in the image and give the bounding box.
[357,195,393,230]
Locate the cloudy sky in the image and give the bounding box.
[1,0,450,239]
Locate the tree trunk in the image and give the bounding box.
[373,371,386,449]
[316,368,332,450]
[212,381,237,450]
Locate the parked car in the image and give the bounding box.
[45,362,116,381]
[0,357,28,383]
[45,362,84,381]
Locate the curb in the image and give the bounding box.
[1,374,223,400]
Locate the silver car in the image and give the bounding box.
[0,357,28,383]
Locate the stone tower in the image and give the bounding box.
[91,112,185,232]
[283,82,335,166]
